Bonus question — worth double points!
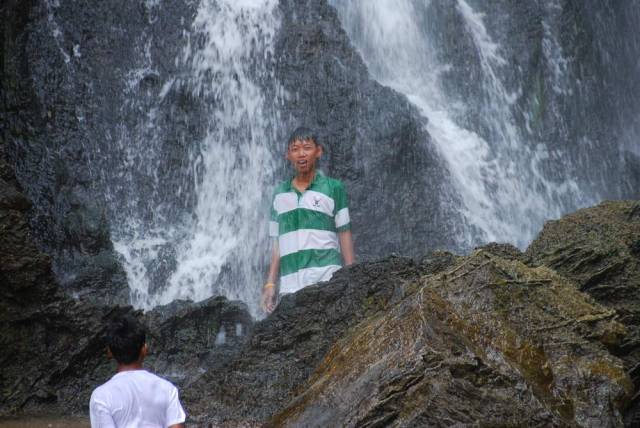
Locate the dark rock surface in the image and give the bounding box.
[0,133,110,413]
[0,0,131,306]
[526,200,640,426]
[0,0,197,305]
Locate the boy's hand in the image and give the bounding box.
[260,283,276,314]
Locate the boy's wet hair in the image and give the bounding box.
[106,315,146,364]
[287,126,319,148]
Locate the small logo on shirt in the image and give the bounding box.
[312,197,321,208]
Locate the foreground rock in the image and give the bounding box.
[526,200,640,425]
[272,251,631,427]
[184,258,424,425]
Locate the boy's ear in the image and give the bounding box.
[140,343,148,360]
[106,346,113,360]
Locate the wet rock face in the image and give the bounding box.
[0,139,112,413]
[0,0,199,305]
[144,297,254,386]
[1,0,130,305]
[526,200,640,425]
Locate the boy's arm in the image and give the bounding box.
[338,230,355,266]
[261,240,279,313]
[266,240,280,284]
[334,180,353,265]
[165,386,186,428]
[89,393,117,428]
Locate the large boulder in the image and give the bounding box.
[526,200,640,425]
[184,257,423,425]
[272,250,631,427]
[183,248,632,427]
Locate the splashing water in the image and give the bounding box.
[331,0,594,248]
[113,0,281,314]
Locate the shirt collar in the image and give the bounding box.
[288,169,324,191]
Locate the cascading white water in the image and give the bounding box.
[112,0,281,314]
[156,0,281,307]
[330,0,595,248]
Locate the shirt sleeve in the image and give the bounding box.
[334,181,351,232]
[89,391,117,428]
[165,386,187,426]
[269,191,279,238]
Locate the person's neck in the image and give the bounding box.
[116,361,144,373]
[293,170,315,191]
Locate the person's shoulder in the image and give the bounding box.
[139,370,179,390]
[321,175,347,191]
[90,378,114,402]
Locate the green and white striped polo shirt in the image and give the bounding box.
[269,172,351,294]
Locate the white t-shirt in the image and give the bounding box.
[89,370,186,428]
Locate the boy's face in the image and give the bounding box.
[286,138,322,175]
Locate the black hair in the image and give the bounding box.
[287,126,319,148]
[105,315,146,364]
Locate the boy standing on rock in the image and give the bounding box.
[260,127,355,313]
[89,315,186,428]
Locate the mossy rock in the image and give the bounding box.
[526,200,640,425]
[272,251,631,427]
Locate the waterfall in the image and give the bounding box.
[330,0,596,248]
[106,0,281,313]
[32,0,639,312]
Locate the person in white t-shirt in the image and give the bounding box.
[89,315,186,428]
